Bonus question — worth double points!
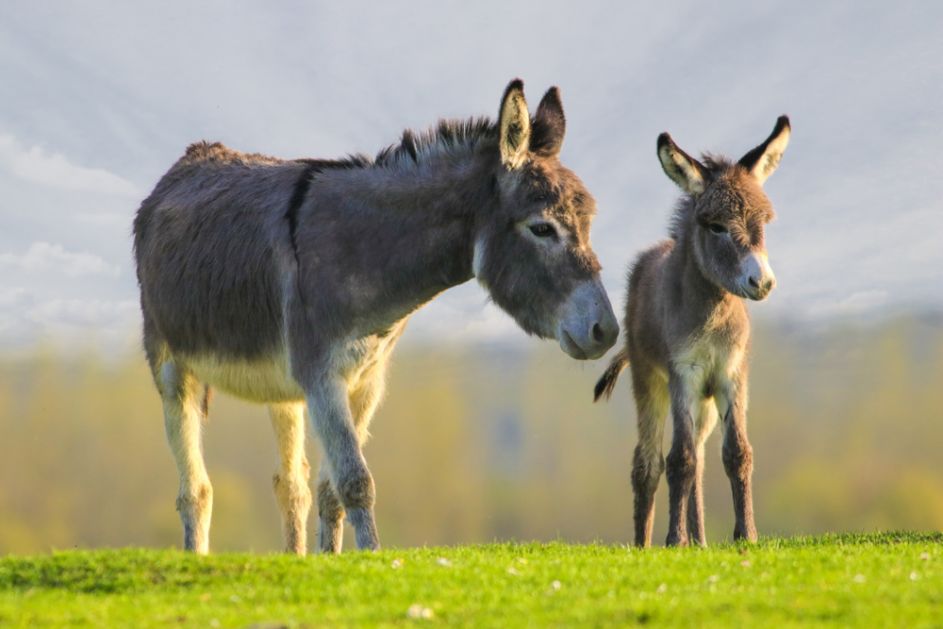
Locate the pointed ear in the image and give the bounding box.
[530,86,565,157]
[738,115,791,185]
[657,132,707,195]
[498,78,531,170]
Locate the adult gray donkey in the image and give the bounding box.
[133,79,619,554]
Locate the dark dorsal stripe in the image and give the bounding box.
[286,162,321,251]
[286,157,369,254]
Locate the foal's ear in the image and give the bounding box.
[738,115,791,185]
[498,78,532,170]
[657,132,707,195]
[530,86,565,157]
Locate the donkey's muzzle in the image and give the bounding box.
[557,279,619,360]
[741,251,776,301]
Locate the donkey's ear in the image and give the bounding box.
[738,115,791,185]
[530,86,565,157]
[657,132,707,195]
[498,78,531,170]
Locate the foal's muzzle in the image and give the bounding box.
[740,251,776,301]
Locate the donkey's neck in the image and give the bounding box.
[302,149,495,334]
[670,227,742,331]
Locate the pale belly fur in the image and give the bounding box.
[184,351,305,404]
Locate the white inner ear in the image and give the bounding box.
[660,145,705,195]
[500,92,531,170]
[752,127,790,184]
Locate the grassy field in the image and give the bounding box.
[1,533,941,627]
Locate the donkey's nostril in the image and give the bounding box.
[592,322,604,344]
[748,276,760,288]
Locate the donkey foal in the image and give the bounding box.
[595,117,791,547]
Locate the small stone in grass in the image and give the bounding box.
[407,604,434,620]
[853,574,866,584]
[391,558,404,569]
[507,566,519,576]
[909,571,920,581]
[551,580,562,591]
[436,557,452,567]
[920,552,931,561]
[740,560,752,568]
[656,583,667,594]
[707,574,719,584]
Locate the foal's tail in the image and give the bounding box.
[594,348,628,402]
[201,385,213,420]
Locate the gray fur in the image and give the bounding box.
[596,117,790,547]
[134,79,618,554]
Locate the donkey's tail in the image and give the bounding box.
[594,348,628,402]
[201,385,213,421]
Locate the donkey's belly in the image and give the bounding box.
[185,351,305,404]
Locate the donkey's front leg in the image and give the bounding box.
[315,464,345,553]
[307,377,380,551]
[665,373,698,547]
[718,374,757,542]
[687,400,718,547]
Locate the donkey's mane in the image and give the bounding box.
[668,153,735,240]
[373,117,498,167]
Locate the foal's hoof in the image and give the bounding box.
[665,533,688,547]
[733,528,758,543]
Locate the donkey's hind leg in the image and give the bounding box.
[158,361,213,554]
[630,367,669,547]
[269,402,312,555]
[687,399,718,547]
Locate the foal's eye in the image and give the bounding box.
[708,223,728,235]
[529,223,557,239]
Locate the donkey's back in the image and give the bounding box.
[134,142,307,363]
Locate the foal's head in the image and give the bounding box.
[474,80,618,359]
[657,117,791,301]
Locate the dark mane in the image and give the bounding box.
[374,116,497,166]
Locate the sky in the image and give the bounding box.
[1,1,941,353]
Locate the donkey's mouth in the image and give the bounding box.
[559,330,588,360]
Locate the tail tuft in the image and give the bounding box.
[201,385,213,420]
[594,349,628,402]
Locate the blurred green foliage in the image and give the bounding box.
[0,315,941,552]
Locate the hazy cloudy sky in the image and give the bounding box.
[1,2,941,352]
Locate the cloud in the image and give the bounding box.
[0,242,120,277]
[26,298,139,328]
[803,290,890,320]
[0,133,140,197]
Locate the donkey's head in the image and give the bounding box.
[657,116,791,301]
[474,80,618,359]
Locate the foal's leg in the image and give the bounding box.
[718,371,758,542]
[630,367,668,547]
[665,370,698,547]
[269,402,312,555]
[158,361,213,554]
[314,366,388,553]
[687,399,718,547]
[307,376,380,551]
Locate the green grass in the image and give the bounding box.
[1,533,941,627]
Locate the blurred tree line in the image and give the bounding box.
[1,314,941,553]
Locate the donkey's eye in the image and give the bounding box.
[529,223,557,239]
[708,223,728,235]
